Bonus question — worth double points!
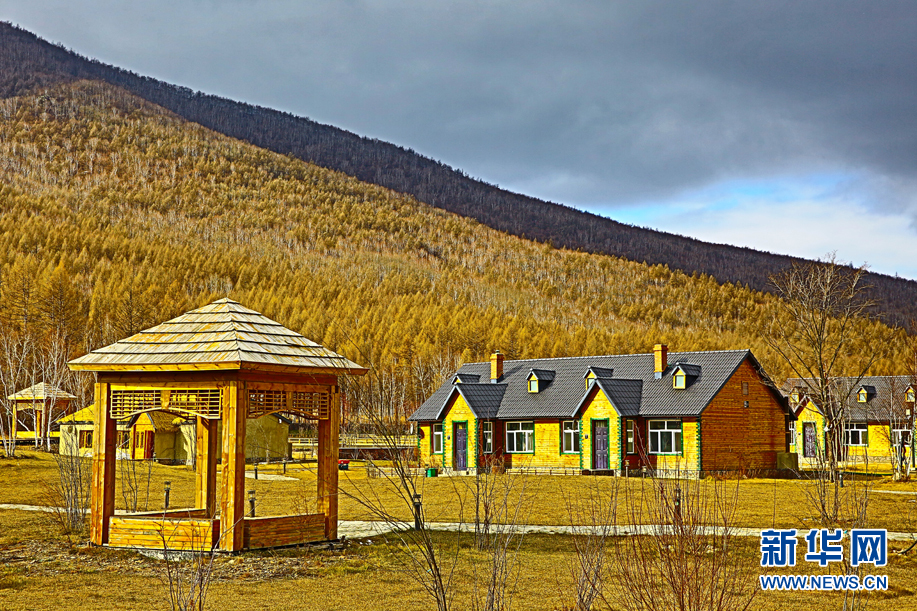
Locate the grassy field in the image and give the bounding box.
[2,451,916,610]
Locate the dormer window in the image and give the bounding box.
[527,369,555,393]
[674,371,686,389]
[906,388,915,403]
[856,385,875,403]
[790,391,799,403]
[585,372,596,388]
[857,388,868,403]
[670,363,699,389]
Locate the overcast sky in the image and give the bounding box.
[4,1,917,279]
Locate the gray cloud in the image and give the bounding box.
[3,1,917,216]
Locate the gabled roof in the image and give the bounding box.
[454,373,481,384]
[578,377,642,417]
[672,363,702,378]
[410,349,755,421]
[430,384,506,420]
[68,299,367,374]
[584,367,614,379]
[784,375,916,421]
[8,383,77,402]
[59,405,94,424]
[528,368,556,381]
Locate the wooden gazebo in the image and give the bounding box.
[7,383,77,443]
[68,298,367,552]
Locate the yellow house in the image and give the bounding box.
[786,376,916,469]
[411,346,790,476]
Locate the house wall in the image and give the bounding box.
[653,418,699,472]
[700,358,785,471]
[844,424,895,463]
[790,401,827,469]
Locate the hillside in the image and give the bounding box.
[0,80,910,422]
[1,22,915,325]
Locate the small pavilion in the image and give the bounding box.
[68,298,367,552]
[7,382,77,443]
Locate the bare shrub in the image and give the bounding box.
[562,479,619,611]
[605,475,757,611]
[42,448,91,534]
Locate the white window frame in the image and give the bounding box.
[857,389,868,403]
[432,423,444,454]
[561,420,580,453]
[892,428,912,446]
[506,421,534,453]
[844,422,868,447]
[481,421,493,454]
[648,420,683,455]
[625,420,635,454]
[788,421,797,446]
[528,378,539,393]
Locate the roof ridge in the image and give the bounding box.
[464,348,750,365]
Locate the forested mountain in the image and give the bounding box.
[0,79,911,425]
[1,22,915,325]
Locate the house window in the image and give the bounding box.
[529,378,539,393]
[625,420,635,454]
[648,420,683,455]
[506,421,534,453]
[788,421,797,446]
[673,372,686,389]
[857,389,867,403]
[906,388,915,403]
[116,430,129,449]
[790,391,800,403]
[742,381,749,396]
[893,429,912,446]
[78,430,93,449]
[432,423,444,454]
[586,374,595,389]
[844,422,868,446]
[561,420,580,453]
[481,421,493,454]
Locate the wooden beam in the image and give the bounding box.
[317,387,341,540]
[195,417,218,518]
[219,382,246,552]
[89,383,116,546]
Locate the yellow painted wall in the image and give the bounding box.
[655,419,698,471]
[844,424,896,463]
[579,389,620,470]
[791,401,826,469]
[506,420,580,469]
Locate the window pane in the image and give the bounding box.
[666,421,681,431]
[650,421,664,431]
[661,432,672,453]
[650,432,659,453]
[523,422,534,431]
[675,432,683,453]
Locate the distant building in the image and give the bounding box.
[784,376,916,469]
[6,382,77,443]
[410,345,790,475]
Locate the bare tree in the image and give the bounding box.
[766,253,886,522]
[0,325,33,458]
[562,479,619,611]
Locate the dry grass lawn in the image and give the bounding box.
[2,450,916,610]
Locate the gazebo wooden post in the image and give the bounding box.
[219,382,247,552]
[89,382,116,546]
[317,386,341,540]
[195,416,218,518]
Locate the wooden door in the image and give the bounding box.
[454,422,467,471]
[803,422,817,458]
[144,431,154,460]
[592,420,609,470]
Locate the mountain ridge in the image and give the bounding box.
[1,21,915,325]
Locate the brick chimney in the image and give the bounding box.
[490,351,504,383]
[653,344,668,379]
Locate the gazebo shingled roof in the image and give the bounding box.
[8,382,77,401]
[69,298,366,373]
